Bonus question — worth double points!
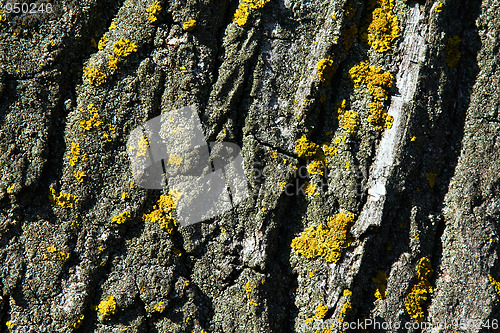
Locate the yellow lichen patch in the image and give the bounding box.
[434,1,443,13]
[80,104,109,138]
[349,61,394,99]
[372,270,388,299]
[49,188,78,208]
[0,10,6,22]
[405,257,433,322]
[445,36,461,67]
[74,170,86,183]
[58,252,71,262]
[343,25,358,51]
[425,173,437,189]
[108,55,120,71]
[111,211,131,224]
[269,150,278,159]
[338,301,352,325]
[234,3,249,26]
[303,182,317,196]
[307,159,326,176]
[488,274,500,297]
[290,211,355,263]
[365,0,400,52]
[368,101,393,131]
[143,191,181,233]
[6,320,13,329]
[295,135,319,159]
[83,67,107,86]
[121,192,130,200]
[47,245,57,253]
[109,22,117,29]
[338,110,360,135]
[71,142,81,155]
[113,38,137,58]
[98,296,117,316]
[147,1,161,22]
[182,19,197,32]
[322,144,337,157]
[243,0,270,9]
[185,280,190,287]
[68,155,78,166]
[168,154,183,165]
[98,35,107,50]
[7,184,15,194]
[317,57,337,85]
[71,314,84,329]
[315,302,328,319]
[136,136,150,157]
[153,301,165,313]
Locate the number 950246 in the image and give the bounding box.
[3,2,53,14]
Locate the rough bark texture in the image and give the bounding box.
[0,0,499,332]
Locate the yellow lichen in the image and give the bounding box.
[182,19,197,32]
[74,170,86,183]
[6,321,13,329]
[112,211,131,224]
[7,184,15,194]
[338,301,352,325]
[98,296,117,316]
[58,252,71,262]
[71,314,84,328]
[434,1,443,13]
[234,3,249,26]
[143,190,181,233]
[445,36,461,67]
[108,55,120,70]
[372,270,388,299]
[290,211,355,263]
[307,159,326,176]
[68,155,78,166]
[0,10,6,22]
[136,136,150,157]
[317,57,337,85]
[109,22,117,29]
[368,101,393,131]
[147,1,161,22]
[405,257,433,322]
[488,274,500,297]
[47,245,57,253]
[71,142,81,155]
[303,182,317,196]
[113,38,137,58]
[365,0,400,52]
[322,144,337,157]
[315,302,328,319]
[348,62,394,131]
[98,35,107,50]
[338,110,360,135]
[153,301,165,312]
[121,192,130,200]
[49,188,78,208]
[243,0,270,9]
[168,154,183,165]
[295,135,319,159]
[83,67,107,86]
